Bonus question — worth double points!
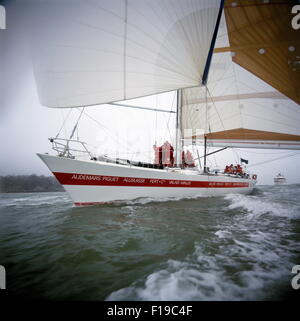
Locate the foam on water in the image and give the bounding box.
[107,235,295,301]
[0,192,71,207]
[214,230,232,239]
[107,233,295,301]
[107,186,300,301]
[225,193,300,219]
[122,193,213,206]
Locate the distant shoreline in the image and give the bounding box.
[1,190,65,194]
[0,175,64,193]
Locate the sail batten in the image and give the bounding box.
[186,91,288,104]
[186,128,300,141]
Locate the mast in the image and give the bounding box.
[175,89,182,167]
[204,135,207,173]
[203,82,208,173]
[200,0,224,172]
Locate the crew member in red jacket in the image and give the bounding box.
[161,141,174,167]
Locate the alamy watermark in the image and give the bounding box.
[0,265,5,289]
[291,265,300,290]
[292,5,300,30]
[0,4,6,30]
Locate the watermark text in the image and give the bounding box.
[291,265,300,290]
[0,4,6,30]
[292,5,300,30]
[0,265,5,289]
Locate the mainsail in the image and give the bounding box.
[28,0,222,108]
[223,0,300,105]
[181,0,300,150]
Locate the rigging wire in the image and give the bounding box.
[162,91,176,144]
[206,86,239,164]
[57,109,73,139]
[155,95,158,145]
[69,107,85,140]
[205,85,209,163]
[81,109,145,158]
[247,151,300,168]
[235,148,296,155]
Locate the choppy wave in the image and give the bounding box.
[107,234,295,301]
[225,193,300,219]
[0,192,72,207]
[107,185,300,301]
[1,185,299,301]
[118,193,216,206]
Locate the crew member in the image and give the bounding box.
[153,144,162,166]
[236,164,243,175]
[161,141,174,167]
[185,150,195,167]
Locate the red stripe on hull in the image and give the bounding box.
[53,172,250,188]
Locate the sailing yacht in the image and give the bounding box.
[274,174,287,185]
[26,0,299,205]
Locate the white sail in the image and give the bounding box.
[181,3,300,150]
[27,0,222,108]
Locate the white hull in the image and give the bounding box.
[37,153,256,206]
[274,174,286,185]
[274,180,286,185]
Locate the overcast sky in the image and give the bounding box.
[1,1,300,186]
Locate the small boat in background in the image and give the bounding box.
[274,174,287,185]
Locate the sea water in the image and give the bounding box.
[0,185,299,300]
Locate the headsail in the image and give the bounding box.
[181,1,300,150]
[27,0,222,108]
